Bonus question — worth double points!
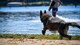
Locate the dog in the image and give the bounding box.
[40,10,80,40]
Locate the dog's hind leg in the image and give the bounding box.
[59,28,68,40]
[58,23,71,40]
[58,29,71,40]
[60,26,69,39]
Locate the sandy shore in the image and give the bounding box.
[0,39,80,45]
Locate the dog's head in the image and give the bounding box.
[40,10,51,23]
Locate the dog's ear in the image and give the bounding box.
[40,10,42,15]
[44,10,46,13]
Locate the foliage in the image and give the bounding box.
[0,0,80,6]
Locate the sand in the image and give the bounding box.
[0,39,80,45]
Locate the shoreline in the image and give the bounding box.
[0,34,80,45]
[0,34,80,40]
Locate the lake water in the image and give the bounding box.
[0,6,80,35]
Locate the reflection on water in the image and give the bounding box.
[0,6,80,35]
[0,12,43,34]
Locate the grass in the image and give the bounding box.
[0,34,80,40]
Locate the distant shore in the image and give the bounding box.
[0,1,80,7]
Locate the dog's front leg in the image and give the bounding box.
[42,27,47,35]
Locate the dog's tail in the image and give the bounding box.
[65,22,80,29]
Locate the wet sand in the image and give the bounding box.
[0,39,80,45]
